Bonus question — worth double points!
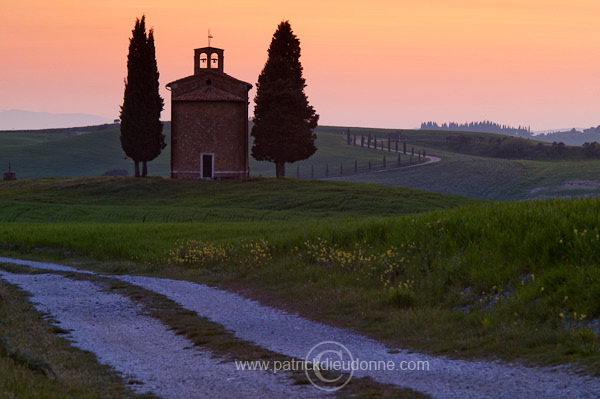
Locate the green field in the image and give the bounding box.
[332,148,600,200]
[0,177,478,223]
[0,129,170,179]
[1,125,598,200]
[0,124,599,393]
[0,177,598,377]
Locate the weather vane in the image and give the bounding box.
[208,29,213,47]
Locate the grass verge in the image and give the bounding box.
[0,274,156,399]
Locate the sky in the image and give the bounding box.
[1,0,599,131]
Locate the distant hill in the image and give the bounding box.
[533,126,600,146]
[0,110,113,130]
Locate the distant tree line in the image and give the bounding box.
[421,121,531,136]
[582,141,600,157]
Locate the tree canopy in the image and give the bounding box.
[421,121,531,137]
[120,15,165,177]
[251,21,319,178]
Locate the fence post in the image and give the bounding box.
[325,163,329,178]
[354,135,357,146]
[383,155,386,168]
[388,137,391,152]
[361,135,364,147]
[397,153,401,165]
[395,140,398,153]
[411,146,415,156]
[346,128,351,145]
[403,140,407,154]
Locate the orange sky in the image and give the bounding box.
[2,0,599,130]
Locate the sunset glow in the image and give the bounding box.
[2,0,599,130]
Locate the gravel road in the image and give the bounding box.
[1,257,599,398]
[0,266,325,399]
[118,274,600,399]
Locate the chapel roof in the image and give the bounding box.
[171,85,245,102]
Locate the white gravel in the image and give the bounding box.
[1,257,599,398]
[118,275,600,399]
[0,270,324,399]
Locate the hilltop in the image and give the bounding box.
[0,110,113,130]
[1,124,599,201]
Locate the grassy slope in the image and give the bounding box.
[0,130,166,178]
[251,127,409,178]
[0,177,479,262]
[0,127,415,180]
[333,148,600,201]
[331,148,528,200]
[0,177,479,223]
[0,178,598,375]
[2,125,599,200]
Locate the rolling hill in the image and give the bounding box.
[0,110,112,130]
[1,125,599,201]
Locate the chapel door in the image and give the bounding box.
[201,153,214,178]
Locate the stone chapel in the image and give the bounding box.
[166,46,252,179]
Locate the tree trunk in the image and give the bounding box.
[134,161,140,177]
[142,161,148,177]
[275,161,285,178]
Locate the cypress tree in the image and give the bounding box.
[251,21,319,178]
[120,15,165,177]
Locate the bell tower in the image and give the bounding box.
[194,47,224,75]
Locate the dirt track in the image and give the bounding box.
[1,257,599,399]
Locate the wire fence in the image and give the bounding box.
[297,156,426,179]
[296,133,428,179]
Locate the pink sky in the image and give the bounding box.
[1,0,599,130]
